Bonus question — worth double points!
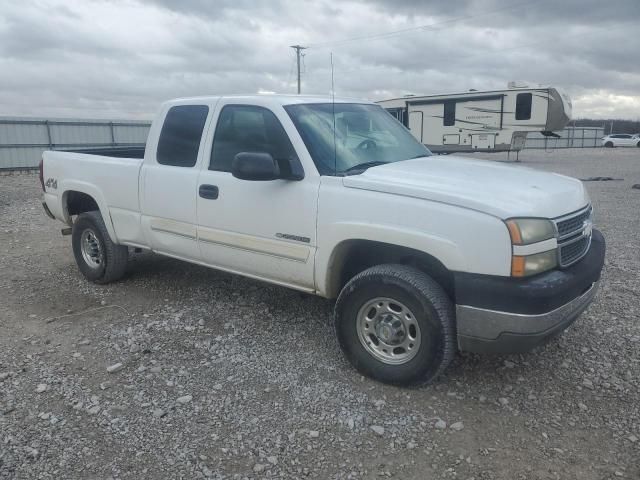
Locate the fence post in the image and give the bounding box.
[45,120,53,149]
[109,122,116,146]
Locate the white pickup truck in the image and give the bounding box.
[40,95,605,385]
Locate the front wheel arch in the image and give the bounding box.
[323,239,455,300]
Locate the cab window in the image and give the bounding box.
[210,105,298,175]
[157,105,209,167]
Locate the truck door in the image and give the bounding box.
[139,103,211,261]
[196,103,318,291]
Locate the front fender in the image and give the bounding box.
[315,222,464,298]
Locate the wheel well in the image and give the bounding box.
[327,240,455,301]
[65,191,99,217]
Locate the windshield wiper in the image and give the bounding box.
[342,161,389,175]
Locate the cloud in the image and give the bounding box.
[0,0,638,119]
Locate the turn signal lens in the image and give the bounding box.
[506,221,522,244]
[511,256,526,277]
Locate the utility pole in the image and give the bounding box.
[290,45,307,94]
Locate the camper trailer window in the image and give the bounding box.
[443,101,456,126]
[385,108,404,125]
[515,93,532,120]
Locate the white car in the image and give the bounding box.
[602,133,640,147]
[40,95,605,385]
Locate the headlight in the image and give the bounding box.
[506,218,558,277]
[506,218,556,245]
[511,250,558,277]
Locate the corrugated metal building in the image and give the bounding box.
[0,117,150,170]
[0,117,606,169]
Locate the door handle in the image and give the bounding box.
[199,184,219,200]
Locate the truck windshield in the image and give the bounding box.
[284,103,431,175]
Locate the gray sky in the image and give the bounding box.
[0,0,638,119]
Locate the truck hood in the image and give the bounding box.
[342,156,588,219]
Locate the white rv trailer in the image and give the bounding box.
[377,84,572,153]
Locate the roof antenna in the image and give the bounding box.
[331,52,337,175]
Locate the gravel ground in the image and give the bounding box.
[0,148,638,480]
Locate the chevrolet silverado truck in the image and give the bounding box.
[40,95,605,385]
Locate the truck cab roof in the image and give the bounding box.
[163,94,372,109]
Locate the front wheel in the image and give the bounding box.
[604,141,614,148]
[72,211,128,284]
[334,264,456,385]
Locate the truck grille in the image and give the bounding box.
[559,236,590,266]
[553,206,593,267]
[556,208,591,238]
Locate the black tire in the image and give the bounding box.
[636,141,640,148]
[72,211,128,284]
[334,264,456,386]
[604,141,614,148]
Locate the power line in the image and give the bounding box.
[308,27,595,79]
[307,0,541,49]
[288,0,549,95]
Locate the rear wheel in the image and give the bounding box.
[72,211,128,284]
[604,141,614,148]
[334,264,456,385]
[636,141,640,148]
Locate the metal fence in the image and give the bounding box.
[0,117,151,170]
[0,116,607,169]
[524,126,605,149]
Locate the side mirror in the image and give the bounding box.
[231,152,280,181]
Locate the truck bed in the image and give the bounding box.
[41,150,144,244]
[63,145,145,159]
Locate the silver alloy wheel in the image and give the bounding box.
[356,297,421,365]
[80,228,103,269]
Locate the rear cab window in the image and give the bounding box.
[157,105,209,167]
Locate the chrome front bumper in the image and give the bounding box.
[456,281,600,353]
